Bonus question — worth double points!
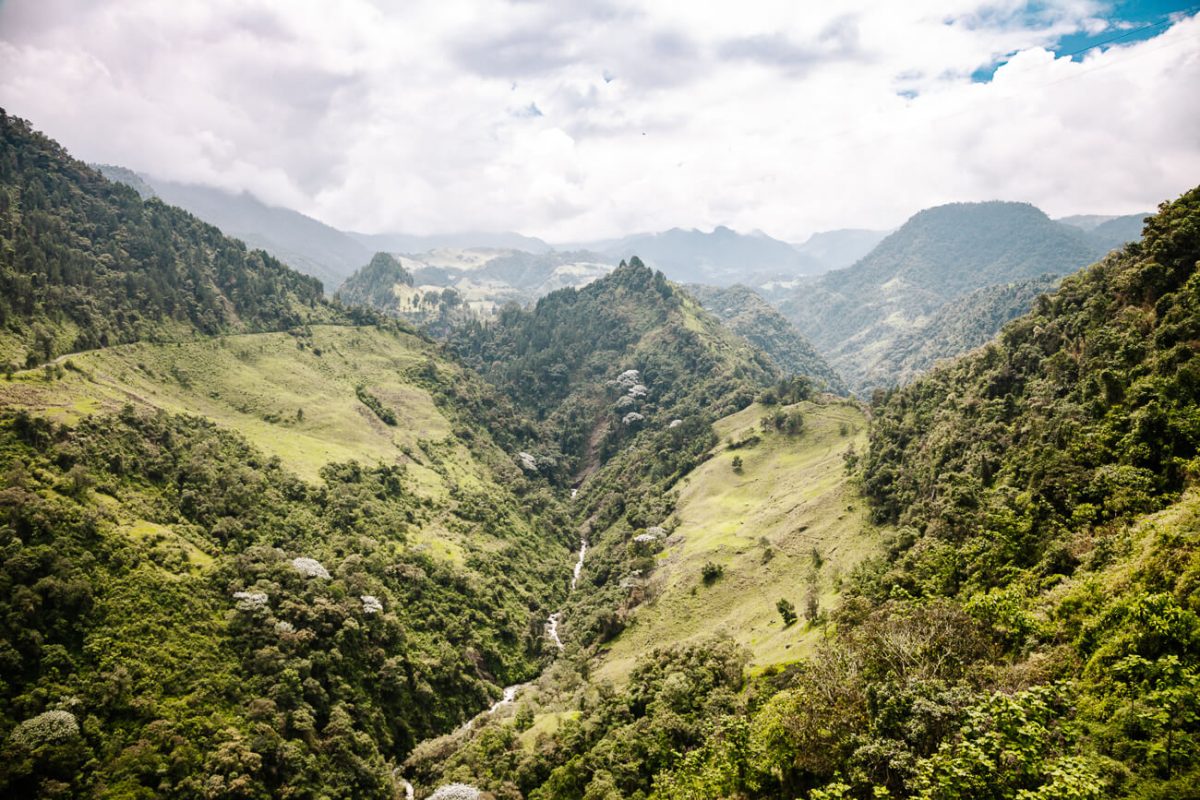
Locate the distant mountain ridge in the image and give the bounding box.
[792,227,890,272]
[776,200,1110,394]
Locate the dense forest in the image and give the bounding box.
[450,260,778,479]
[687,284,847,394]
[0,111,332,368]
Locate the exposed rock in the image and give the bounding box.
[668,419,684,429]
[516,451,539,472]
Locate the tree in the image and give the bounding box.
[731,456,743,473]
[777,598,797,627]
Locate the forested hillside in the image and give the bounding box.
[0,119,579,799]
[450,259,779,479]
[0,112,331,368]
[864,274,1061,389]
[688,283,847,393]
[777,201,1107,393]
[396,188,1200,800]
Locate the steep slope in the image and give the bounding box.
[688,283,847,393]
[591,397,879,680]
[0,117,575,799]
[777,200,1107,393]
[864,274,1062,389]
[146,179,371,291]
[601,226,822,285]
[450,259,779,478]
[0,112,330,368]
[403,188,1200,800]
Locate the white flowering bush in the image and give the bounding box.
[428,784,481,800]
[668,418,684,429]
[361,595,383,614]
[9,710,79,748]
[628,383,648,398]
[622,412,645,426]
[233,591,269,611]
[615,395,637,409]
[291,557,331,579]
[275,620,295,634]
[616,369,641,387]
[645,526,667,538]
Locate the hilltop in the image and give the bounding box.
[776,200,1109,393]
[1,112,332,369]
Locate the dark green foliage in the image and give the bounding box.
[355,383,398,425]
[702,561,725,584]
[0,407,570,798]
[777,598,797,627]
[688,284,847,393]
[407,637,749,799]
[0,111,331,365]
[450,260,777,479]
[862,187,1200,587]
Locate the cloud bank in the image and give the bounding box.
[0,0,1196,241]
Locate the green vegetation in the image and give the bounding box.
[778,201,1107,394]
[869,274,1061,389]
[0,111,333,368]
[688,284,847,394]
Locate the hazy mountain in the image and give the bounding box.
[793,227,890,272]
[687,284,847,394]
[351,230,553,254]
[1088,212,1150,251]
[1056,213,1120,230]
[596,226,823,286]
[776,200,1108,394]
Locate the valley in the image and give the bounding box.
[1,105,1198,800]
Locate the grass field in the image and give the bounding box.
[594,397,887,681]
[0,324,520,567]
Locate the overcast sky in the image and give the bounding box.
[1,0,1197,242]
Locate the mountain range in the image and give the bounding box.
[5,110,1197,800]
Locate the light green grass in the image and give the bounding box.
[0,325,519,568]
[517,710,581,752]
[595,399,887,682]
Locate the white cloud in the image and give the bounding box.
[0,0,1196,242]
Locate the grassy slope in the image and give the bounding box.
[594,398,885,681]
[0,324,515,564]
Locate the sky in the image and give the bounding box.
[0,0,1197,243]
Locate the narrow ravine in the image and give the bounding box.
[402,490,588,796]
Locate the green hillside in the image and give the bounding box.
[688,284,848,394]
[451,259,779,480]
[396,188,1200,800]
[777,201,1106,394]
[864,274,1061,389]
[0,119,578,799]
[0,111,332,368]
[592,398,880,681]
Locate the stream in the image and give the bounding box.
[402,490,588,793]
